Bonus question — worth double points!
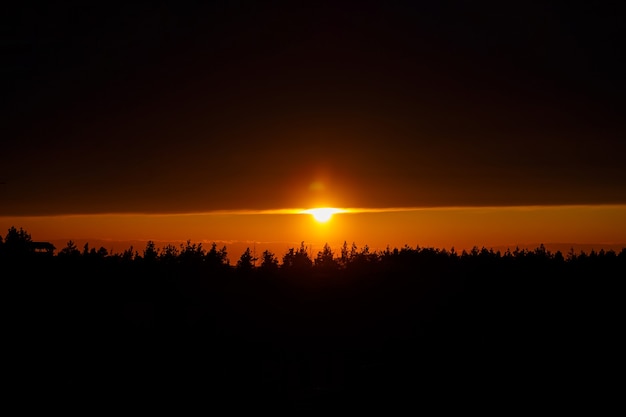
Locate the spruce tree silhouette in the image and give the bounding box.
[143,241,159,263]
[3,226,33,259]
[59,240,80,257]
[236,247,257,273]
[260,250,279,274]
[282,242,313,272]
[206,242,229,270]
[315,243,338,272]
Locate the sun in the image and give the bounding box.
[304,208,343,223]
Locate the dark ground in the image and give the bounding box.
[4,248,623,412]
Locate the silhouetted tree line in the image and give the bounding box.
[2,226,624,273]
[3,226,623,411]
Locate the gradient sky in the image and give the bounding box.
[3,205,626,252]
[1,2,625,251]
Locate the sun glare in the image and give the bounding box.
[304,208,343,222]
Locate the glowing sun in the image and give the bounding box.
[304,208,343,222]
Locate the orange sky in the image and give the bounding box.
[3,205,625,258]
[2,4,625,259]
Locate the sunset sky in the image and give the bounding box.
[2,2,625,255]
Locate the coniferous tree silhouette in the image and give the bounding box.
[59,240,80,258]
[315,243,338,272]
[260,250,279,274]
[206,242,228,270]
[282,241,312,272]
[236,247,257,272]
[143,241,159,263]
[3,226,33,259]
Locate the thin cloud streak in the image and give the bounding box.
[3,204,626,219]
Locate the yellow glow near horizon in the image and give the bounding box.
[303,208,344,222]
[2,205,626,257]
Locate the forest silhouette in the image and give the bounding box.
[3,226,623,411]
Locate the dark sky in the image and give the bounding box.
[2,1,625,215]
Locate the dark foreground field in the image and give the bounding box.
[4,245,623,412]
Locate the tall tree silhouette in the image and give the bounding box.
[236,247,257,272]
[159,244,179,264]
[3,226,33,259]
[282,242,312,272]
[206,242,229,270]
[59,240,80,258]
[315,243,338,272]
[143,241,159,263]
[180,240,204,265]
[260,250,279,274]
